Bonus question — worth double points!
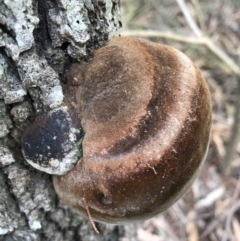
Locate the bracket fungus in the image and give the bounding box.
[21,37,212,224]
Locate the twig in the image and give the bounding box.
[175,0,240,75]
[121,30,206,44]
[190,0,208,35]
[221,78,240,175]
[205,40,240,76]
[175,0,202,37]
[82,198,100,234]
[174,0,240,75]
[222,200,240,241]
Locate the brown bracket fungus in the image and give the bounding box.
[22,37,212,224]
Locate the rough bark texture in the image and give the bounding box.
[0,0,138,240]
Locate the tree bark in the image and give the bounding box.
[0,0,138,240]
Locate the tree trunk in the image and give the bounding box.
[0,0,138,240]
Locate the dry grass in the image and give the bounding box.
[120,0,240,240]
